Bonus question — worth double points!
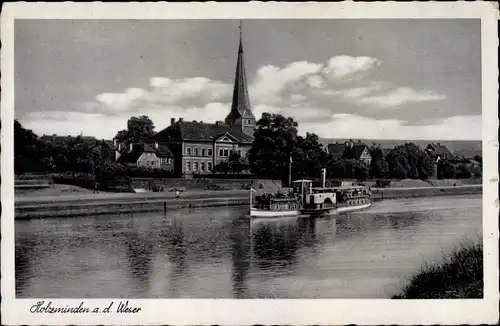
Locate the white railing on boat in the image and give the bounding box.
[251,203,301,210]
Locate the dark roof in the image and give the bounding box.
[327,143,345,158]
[344,142,370,160]
[151,120,254,144]
[101,140,114,149]
[425,143,454,159]
[117,143,174,164]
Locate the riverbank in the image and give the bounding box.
[393,240,483,299]
[14,184,482,219]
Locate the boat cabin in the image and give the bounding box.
[253,193,300,211]
[292,180,336,208]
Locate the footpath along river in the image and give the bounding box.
[15,194,482,298]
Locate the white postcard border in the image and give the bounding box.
[1,2,499,325]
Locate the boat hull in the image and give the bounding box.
[301,202,372,216]
[250,208,301,218]
[337,202,372,213]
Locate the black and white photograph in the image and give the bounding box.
[1,2,498,325]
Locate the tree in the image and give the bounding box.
[248,113,298,182]
[14,120,47,173]
[392,161,408,179]
[437,159,455,179]
[472,155,482,164]
[370,159,389,179]
[115,129,129,143]
[292,132,329,179]
[228,152,248,175]
[354,163,370,181]
[455,163,472,179]
[418,151,435,180]
[115,115,155,144]
[385,143,434,180]
[469,161,482,178]
[325,158,368,180]
[326,159,348,178]
[213,161,231,174]
[369,146,389,178]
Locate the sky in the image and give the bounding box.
[15,19,482,140]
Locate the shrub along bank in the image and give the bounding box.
[393,240,483,299]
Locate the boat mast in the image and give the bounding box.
[288,154,292,188]
[249,186,253,210]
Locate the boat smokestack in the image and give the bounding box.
[321,168,326,188]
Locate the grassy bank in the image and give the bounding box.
[393,240,483,299]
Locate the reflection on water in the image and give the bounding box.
[15,195,482,298]
[123,228,155,292]
[252,217,318,272]
[230,219,251,298]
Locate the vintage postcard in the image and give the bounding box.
[1,2,499,325]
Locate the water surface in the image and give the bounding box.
[16,194,482,298]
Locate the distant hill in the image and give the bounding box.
[320,138,482,158]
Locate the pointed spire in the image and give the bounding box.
[225,20,254,126]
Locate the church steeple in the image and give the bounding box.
[225,21,255,135]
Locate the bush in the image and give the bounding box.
[193,173,264,179]
[454,163,472,179]
[393,240,483,299]
[52,173,95,189]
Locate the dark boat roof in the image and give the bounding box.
[313,186,367,191]
[257,197,297,202]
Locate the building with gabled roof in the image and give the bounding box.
[117,142,175,170]
[343,140,372,166]
[148,23,255,177]
[326,140,372,166]
[326,142,346,160]
[425,142,455,162]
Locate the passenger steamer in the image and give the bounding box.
[250,169,372,218]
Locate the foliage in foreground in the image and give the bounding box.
[393,240,483,299]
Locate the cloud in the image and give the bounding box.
[356,87,446,108]
[322,55,381,81]
[250,61,323,105]
[341,83,386,99]
[148,77,231,104]
[86,54,443,119]
[306,75,324,88]
[299,114,481,140]
[92,77,232,114]
[96,88,148,112]
[23,109,480,141]
[25,111,104,122]
[22,54,454,140]
[22,103,234,139]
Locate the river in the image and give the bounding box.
[15,194,482,298]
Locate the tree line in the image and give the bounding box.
[247,113,481,184]
[12,114,482,182]
[14,120,102,174]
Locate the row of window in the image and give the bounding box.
[185,147,243,157]
[186,161,212,172]
[186,147,213,157]
[140,157,173,167]
[162,158,173,164]
[219,149,242,157]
